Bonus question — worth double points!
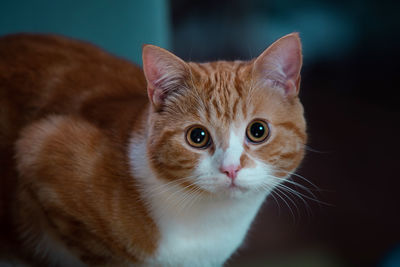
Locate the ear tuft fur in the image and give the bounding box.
[253,33,303,97]
[142,45,189,110]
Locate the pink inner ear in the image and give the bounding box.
[282,48,301,80]
[254,33,302,97]
[144,60,161,89]
[142,45,188,108]
[142,47,160,104]
[142,61,157,103]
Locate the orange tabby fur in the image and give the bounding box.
[0,33,306,265]
[0,34,157,265]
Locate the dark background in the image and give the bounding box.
[1,0,399,266]
[169,0,400,266]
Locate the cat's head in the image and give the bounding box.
[142,33,306,198]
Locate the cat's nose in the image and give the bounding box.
[220,164,241,180]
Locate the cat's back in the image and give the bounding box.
[0,35,149,245]
[0,33,147,143]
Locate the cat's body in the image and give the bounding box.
[0,33,306,266]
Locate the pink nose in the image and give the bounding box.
[220,164,241,180]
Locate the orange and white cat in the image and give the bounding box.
[0,33,306,266]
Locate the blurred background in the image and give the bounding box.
[1,0,400,266]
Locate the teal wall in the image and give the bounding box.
[0,0,171,65]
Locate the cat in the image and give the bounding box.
[0,32,306,266]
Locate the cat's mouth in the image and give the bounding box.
[195,179,248,195]
[222,183,252,198]
[218,179,251,195]
[194,174,258,196]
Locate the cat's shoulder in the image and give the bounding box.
[0,33,102,53]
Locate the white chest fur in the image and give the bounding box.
[129,137,268,266]
[147,192,266,267]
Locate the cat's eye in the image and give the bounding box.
[246,120,270,143]
[186,125,211,149]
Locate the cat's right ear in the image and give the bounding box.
[142,45,189,110]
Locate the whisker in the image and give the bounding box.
[165,183,196,204]
[267,185,297,222]
[276,177,318,198]
[268,176,323,205]
[271,182,314,217]
[272,167,319,190]
[304,145,331,154]
[273,185,300,217]
[144,177,190,194]
[143,175,201,199]
[183,186,204,212]
[269,191,282,216]
[261,183,282,216]
[175,187,195,213]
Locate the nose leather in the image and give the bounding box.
[220,164,241,180]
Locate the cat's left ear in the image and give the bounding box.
[253,33,302,97]
[142,45,189,110]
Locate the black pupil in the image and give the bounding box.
[191,128,206,144]
[250,122,265,138]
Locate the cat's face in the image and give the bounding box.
[143,33,306,198]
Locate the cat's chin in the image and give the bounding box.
[223,187,270,199]
[226,186,253,198]
[203,183,262,199]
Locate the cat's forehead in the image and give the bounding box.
[188,61,254,124]
[189,61,251,89]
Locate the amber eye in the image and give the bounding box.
[246,120,270,143]
[186,125,211,148]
